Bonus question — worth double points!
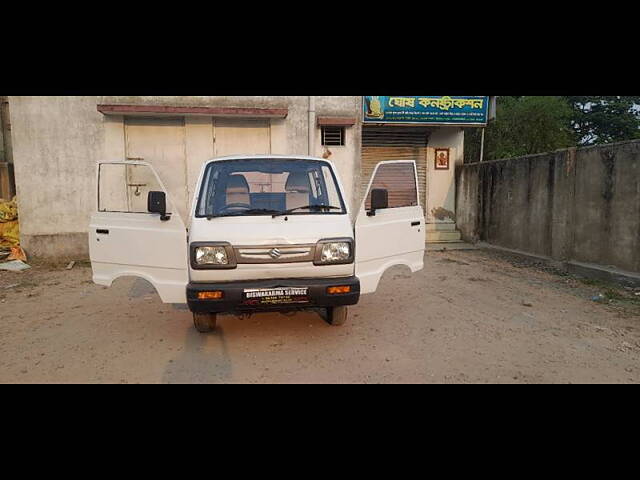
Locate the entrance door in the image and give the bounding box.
[214,118,270,157]
[355,161,425,294]
[89,161,188,304]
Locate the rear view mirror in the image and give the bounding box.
[148,191,170,221]
[368,188,388,216]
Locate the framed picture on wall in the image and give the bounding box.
[434,148,450,170]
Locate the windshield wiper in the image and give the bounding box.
[272,204,342,218]
[207,208,281,219]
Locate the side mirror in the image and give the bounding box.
[148,191,170,221]
[368,188,388,216]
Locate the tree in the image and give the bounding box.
[464,96,575,162]
[564,96,640,145]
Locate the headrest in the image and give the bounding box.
[226,175,250,192]
[285,172,311,193]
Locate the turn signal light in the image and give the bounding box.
[327,286,351,295]
[197,291,224,300]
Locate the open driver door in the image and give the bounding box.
[89,161,188,303]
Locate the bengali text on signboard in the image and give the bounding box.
[363,96,489,125]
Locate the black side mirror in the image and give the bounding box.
[368,188,389,216]
[148,191,170,221]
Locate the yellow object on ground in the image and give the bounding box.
[0,197,18,223]
[0,221,19,247]
[0,197,20,249]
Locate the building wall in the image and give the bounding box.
[314,96,362,214]
[9,95,469,258]
[8,96,362,258]
[9,96,104,257]
[426,127,464,225]
[456,140,640,273]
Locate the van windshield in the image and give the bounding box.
[195,159,347,218]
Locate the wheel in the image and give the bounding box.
[326,306,348,326]
[193,312,217,333]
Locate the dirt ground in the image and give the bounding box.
[1,249,640,384]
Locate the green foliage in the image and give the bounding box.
[465,96,575,162]
[564,96,640,145]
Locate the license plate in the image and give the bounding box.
[242,287,309,306]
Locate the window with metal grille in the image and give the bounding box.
[321,126,345,146]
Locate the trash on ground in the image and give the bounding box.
[592,293,607,303]
[0,219,19,249]
[7,246,26,262]
[66,261,75,270]
[0,197,29,268]
[0,197,18,222]
[0,197,21,250]
[0,260,31,272]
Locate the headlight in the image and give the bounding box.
[190,243,236,269]
[314,239,354,265]
[195,246,228,265]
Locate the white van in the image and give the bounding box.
[89,155,425,332]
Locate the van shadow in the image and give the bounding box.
[124,279,234,383]
[161,321,233,384]
[161,306,341,383]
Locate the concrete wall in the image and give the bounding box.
[8,96,361,259]
[10,96,104,257]
[456,140,640,273]
[314,96,362,214]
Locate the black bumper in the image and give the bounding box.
[187,276,360,313]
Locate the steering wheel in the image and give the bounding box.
[219,203,251,213]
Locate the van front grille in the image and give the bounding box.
[234,244,316,264]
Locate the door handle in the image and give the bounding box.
[411,221,421,227]
[96,229,109,235]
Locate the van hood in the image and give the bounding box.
[188,214,354,246]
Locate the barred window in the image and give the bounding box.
[321,126,345,146]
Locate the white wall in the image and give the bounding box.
[313,125,358,214]
[426,127,464,225]
[9,96,104,257]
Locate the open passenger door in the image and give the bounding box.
[89,161,188,303]
[355,160,425,294]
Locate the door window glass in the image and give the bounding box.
[365,162,418,210]
[98,164,168,213]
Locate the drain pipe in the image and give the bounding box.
[308,96,315,156]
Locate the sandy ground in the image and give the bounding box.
[1,249,639,384]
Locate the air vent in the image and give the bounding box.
[321,126,345,146]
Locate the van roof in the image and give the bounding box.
[206,154,329,163]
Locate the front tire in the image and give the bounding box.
[193,312,217,333]
[326,306,348,326]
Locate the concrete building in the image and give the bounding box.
[2,96,491,258]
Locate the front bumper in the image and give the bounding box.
[187,276,360,313]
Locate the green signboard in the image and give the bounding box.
[363,96,489,125]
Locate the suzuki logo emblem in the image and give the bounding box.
[269,248,282,259]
